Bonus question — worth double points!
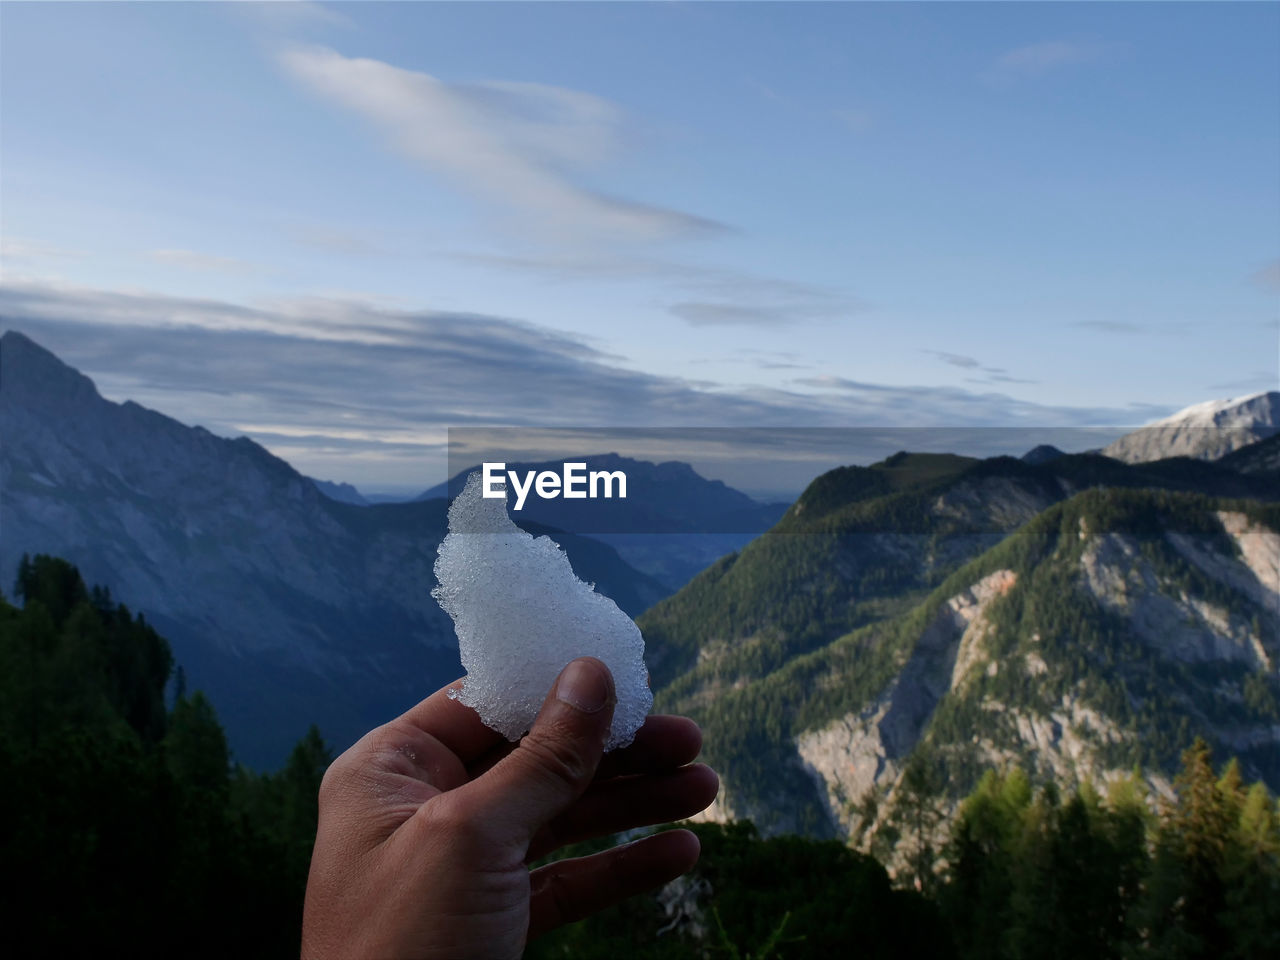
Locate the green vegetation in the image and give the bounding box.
[528,820,954,960]
[639,453,1027,693]
[640,449,1277,706]
[3,555,1275,957]
[941,744,1279,960]
[0,555,328,958]
[654,487,1280,833]
[532,744,1278,959]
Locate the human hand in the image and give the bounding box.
[301,657,719,959]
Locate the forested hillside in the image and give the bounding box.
[0,556,327,957]
[641,449,1275,695]
[4,556,1276,958]
[645,458,1280,843]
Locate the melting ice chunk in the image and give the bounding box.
[432,473,652,750]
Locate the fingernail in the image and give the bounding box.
[556,658,612,714]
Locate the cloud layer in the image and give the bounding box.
[1,279,1167,486]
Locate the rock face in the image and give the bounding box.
[784,507,1276,848]
[0,330,666,766]
[1102,391,1280,464]
[795,570,1018,837]
[1082,525,1275,670]
[661,484,1280,856]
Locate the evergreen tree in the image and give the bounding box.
[941,768,1030,959]
[1219,780,1280,958]
[4,556,1276,958]
[0,556,331,958]
[888,753,948,894]
[1137,739,1233,957]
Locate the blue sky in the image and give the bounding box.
[2,2,1277,492]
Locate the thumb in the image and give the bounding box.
[451,657,617,850]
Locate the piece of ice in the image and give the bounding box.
[432,473,652,750]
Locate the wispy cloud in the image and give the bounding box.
[832,108,875,134]
[922,350,1037,386]
[792,374,1160,424]
[755,359,811,371]
[1,236,86,266]
[445,249,863,328]
[277,46,724,242]
[744,77,787,105]
[927,351,983,371]
[444,250,836,299]
[968,374,1038,386]
[1072,320,1145,334]
[1070,320,1191,336]
[150,248,261,275]
[1206,372,1278,394]
[1251,258,1280,293]
[227,1,352,33]
[985,40,1110,84]
[669,301,848,327]
[285,223,383,256]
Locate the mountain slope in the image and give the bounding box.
[658,489,1280,843]
[1218,431,1280,477]
[639,448,1276,701]
[312,478,369,505]
[0,330,666,766]
[1102,391,1280,463]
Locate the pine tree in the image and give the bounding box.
[1219,780,1280,958]
[890,753,947,894]
[1136,739,1232,957]
[942,768,1031,959]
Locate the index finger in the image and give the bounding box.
[465,714,703,782]
[595,715,702,779]
[395,676,506,763]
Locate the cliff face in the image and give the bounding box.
[794,569,1020,836]
[800,508,1277,847]
[659,479,1280,848]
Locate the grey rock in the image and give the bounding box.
[1103,391,1280,464]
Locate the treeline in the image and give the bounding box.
[2,557,1276,958]
[939,754,1279,959]
[536,749,1279,959]
[528,820,954,959]
[0,556,328,958]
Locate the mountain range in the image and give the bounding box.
[3,324,1277,846]
[641,444,1280,851]
[0,331,671,766]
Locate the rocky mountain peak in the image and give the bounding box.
[1102,390,1280,464]
[1154,390,1280,429]
[1,329,103,417]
